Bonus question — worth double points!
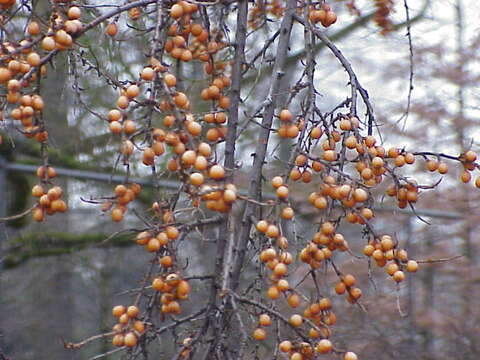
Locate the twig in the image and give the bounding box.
[397,0,415,129]
[416,255,463,264]
[0,206,35,222]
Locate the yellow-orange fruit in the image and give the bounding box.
[289,314,303,327]
[265,224,280,238]
[344,352,358,360]
[258,314,272,326]
[406,260,418,272]
[271,176,283,188]
[276,185,289,199]
[112,305,126,317]
[279,340,292,352]
[279,109,293,122]
[287,293,300,308]
[252,328,267,340]
[267,285,280,299]
[124,332,137,347]
[106,23,118,37]
[170,4,184,18]
[0,68,12,83]
[209,165,225,180]
[112,334,124,347]
[316,339,332,354]
[160,255,174,267]
[147,238,161,252]
[134,320,145,333]
[281,207,294,220]
[127,305,140,318]
[342,274,356,287]
[141,67,155,81]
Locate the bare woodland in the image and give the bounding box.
[0,0,479,359]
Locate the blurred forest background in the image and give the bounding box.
[1,0,479,359]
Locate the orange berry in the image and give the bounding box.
[166,226,179,240]
[133,320,145,333]
[27,21,41,36]
[112,334,124,347]
[112,305,126,317]
[209,164,225,180]
[279,340,292,352]
[106,23,118,37]
[289,314,303,327]
[252,328,267,340]
[323,150,336,162]
[343,274,356,287]
[147,238,161,252]
[335,282,346,294]
[127,305,140,318]
[141,67,155,81]
[170,4,184,18]
[464,150,477,162]
[124,332,137,347]
[276,185,289,199]
[271,176,283,188]
[287,293,301,308]
[281,207,294,220]
[316,339,332,354]
[438,162,448,174]
[267,285,280,299]
[279,109,293,122]
[406,260,419,272]
[160,255,174,268]
[256,220,269,233]
[344,352,358,360]
[266,224,280,238]
[258,314,272,326]
[461,170,471,183]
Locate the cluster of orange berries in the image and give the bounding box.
[304,298,337,332]
[197,182,238,213]
[275,300,358,360]
[99,0,240,221]
[289,153,322,184]
[107,87,140,137]
[31,166,67,222]
[300,222,350,267]
[7,92,48,143]
[248,0,285,29]
[306,175,370,216]
[165,1,227,67]
[201,111,229,143]
[333,273,363,304]
[308,3,338,27]
[271,175,292,201]
[258,244,295,301]
[385,180,419,209]
[38,6,84,51]
[135,224,179,254]
[278,340,358,359]
[111,305,145,348]
[363,235,418,282]
[106,183,142,222]
[458,150,480,185]
[251,313,272,341]
[278,340,356,360]
[277,109,303,139]
[278,301,339,359]
[152,273,191,315]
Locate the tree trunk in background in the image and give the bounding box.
[420,234,434,359]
